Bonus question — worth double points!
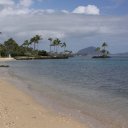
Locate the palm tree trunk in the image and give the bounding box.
[54,46,55,52]
[56,46,57,53]
[34,43,36,50]
[64,47,65,52]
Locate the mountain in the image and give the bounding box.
[77,46,100,56]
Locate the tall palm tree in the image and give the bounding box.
[96,47,100,52]
[22,40,30,55]
[96,47,101,56]
[61,42,66,52]
[35,35,42,50]
[53,38,61,53]
[48,37,53,52]
[0,44,2,57]
[22,40,30,48]
[102,42,107,50]
[30,37,35,50]
[30,35,42,50]
[102,42,108,56]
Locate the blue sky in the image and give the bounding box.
[0,0,128,53]
[32,0,128,15]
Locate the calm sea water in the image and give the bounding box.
[1,56,128,128]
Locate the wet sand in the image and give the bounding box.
[0,79,86,128]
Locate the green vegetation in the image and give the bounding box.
[0,34,70,58]
[48,37,53,52]
[93,42,110,58]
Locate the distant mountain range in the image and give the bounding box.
[77,47,128,56]
[77,46,100,56]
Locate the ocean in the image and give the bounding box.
[1,56,128,128]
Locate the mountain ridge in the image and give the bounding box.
[77,46,100,56]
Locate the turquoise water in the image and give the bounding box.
[1,56,128,128]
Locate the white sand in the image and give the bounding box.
[0,57,15,61]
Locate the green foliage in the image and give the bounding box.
[0,38,33,57]
[52,38,61,53]
[30,35,42,50]
[96,47,100,52]
[0,38,20,57]
[38,50,48,56]
[0,35,68,57]
[96,42,109,57]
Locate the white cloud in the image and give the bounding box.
[73,5,100,15]
[0,14,127,53]
[45,9,55,14]
[19,0,33,7]
[0,7,31,16]
[0,1,127,52]
[0,1,100,16]
[61,10,69,14]
[0,14,127,40]
[0,0,56,16]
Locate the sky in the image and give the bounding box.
[0,0,128,53]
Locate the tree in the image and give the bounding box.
[0,44,3,57]
[48,37,53,52]
[95,42,109,57]
[96,47,100,52]
[61,42,66,52]
[53,38,61,53]
[102,42,107,50]
[0,32,2,57]
[38,50,48,56]
[22,40,30,48]
[95,47,101,56]
[30,35,42,50]
[4,38,19,56]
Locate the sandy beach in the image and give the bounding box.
[0,57,15,62]
[0,79,86,128]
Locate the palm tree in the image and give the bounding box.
[22,40,30,48]
[96,47,100,52]
[30,37,35,50]
[61,42,66,52]
[101,42,108,57]
[35,35,42,50]
[102,42,107,50]
[0,44,2,57]
[95,47,101,56]
[53,38,61,53]
[48,37,53,52]
[106,50,109,56]
[22,40,30,55]
[30,35,42,50]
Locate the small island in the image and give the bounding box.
[92,42,110,58]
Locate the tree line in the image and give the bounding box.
[0,34,68,57]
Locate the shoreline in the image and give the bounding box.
[0,57,15,61]
[0,78,86,128]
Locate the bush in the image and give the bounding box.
[38,50,48,56]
